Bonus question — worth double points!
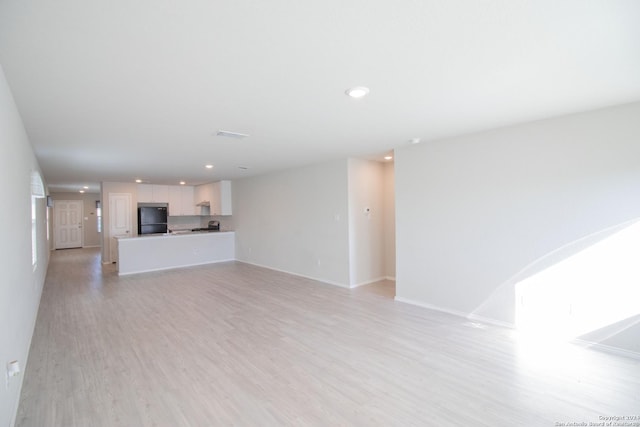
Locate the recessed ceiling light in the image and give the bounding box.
[179,181,186,185]
[205,164,213,169]
[410,138,421,144]
[135,179,142,183]
[79,190,85,193]
[345,86,370,98]
[83,186,89,189]
[384,156,393,160]
[217,130,249,139]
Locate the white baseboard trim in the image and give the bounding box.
[394,296,469,317]
[83,245,101,248]
[236,260,350,289]
[385,276,396,281]
[573,339,640,360]
[350,276,388,288]
[467,313,515,330]
[393,296,515,329]
[394,297,639,359]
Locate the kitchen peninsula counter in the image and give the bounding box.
[115,231,235,275]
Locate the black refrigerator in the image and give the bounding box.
[138,207,168,235]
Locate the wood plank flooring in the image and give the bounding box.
[16,248,640,426]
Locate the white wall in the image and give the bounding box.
[395,102,640,354]
[382,162,396,280]
[233,159,351,286]
[347,158,386,286]
[0,64,49,427]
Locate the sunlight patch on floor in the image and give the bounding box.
[515,220,640,341]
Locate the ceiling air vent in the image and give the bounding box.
[216,130,249,139]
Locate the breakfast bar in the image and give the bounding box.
[115,231,235,275]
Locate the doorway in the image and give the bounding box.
[348,158,396,296]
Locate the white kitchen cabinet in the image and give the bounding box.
[168,186,181,215]
[137,184,169,203]
[193,180,232,216]
[180,186,195,215]
[212,180,232,216]
[137,184,153,202]
[169,185,195,216]
[194,183,212,207]
[153,185,169,202]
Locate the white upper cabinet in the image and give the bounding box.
[154,185,169,202]
[137,184,153,202]
[168,186,196,216]
[220,180,232,215]
[180,186,195,215]
[168,187,181,216]
[137,184,169,203]
[194,183,212,207]
[194,180,232,216]
[213,180,232,216]
[138,182,228,215]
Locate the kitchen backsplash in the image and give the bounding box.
[167,215,234,231]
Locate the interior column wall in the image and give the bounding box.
[233,159,351,287]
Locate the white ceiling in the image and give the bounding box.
[1,0,639,193]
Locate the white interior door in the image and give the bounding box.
[54,200,83,249]
[109,193,132,262]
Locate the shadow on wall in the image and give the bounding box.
[471,218,640,349]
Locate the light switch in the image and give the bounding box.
[6,360,20,388]
[6,360,19,377]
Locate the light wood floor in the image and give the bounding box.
[17,248,639,426]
